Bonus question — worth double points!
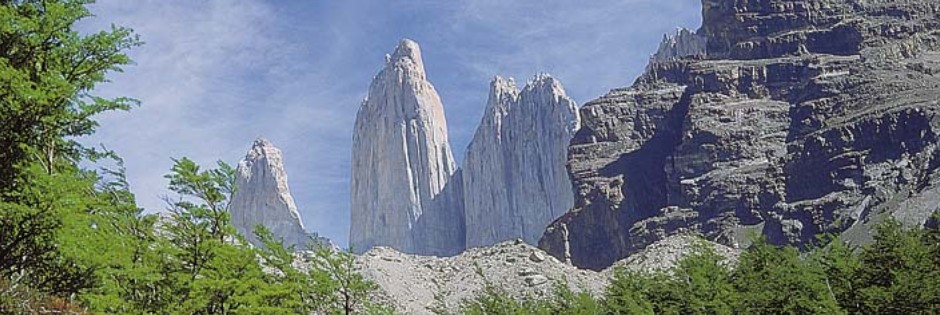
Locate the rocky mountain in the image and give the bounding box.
[541,0,940,270]
[462,75,580,248]
[350,39,585,256]
[356,236,737,314]
[350,39,465,256]
[230,138,309,249]
[649,27,707,63]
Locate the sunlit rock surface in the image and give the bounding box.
[230,138,309,249]
[350,39,465,256]
[462,75,580,248]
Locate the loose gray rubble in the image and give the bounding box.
[355,235,738,314]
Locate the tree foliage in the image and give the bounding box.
[0,0,139,186]
[850,221,940,314]
[731,238,844,315]
[1,2,387,313]
[448,267,600,315]
[457,228,940,315]
[83,158,390,315]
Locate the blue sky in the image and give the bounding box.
[80,1,701,246]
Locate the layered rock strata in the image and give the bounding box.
[541,0,940,270]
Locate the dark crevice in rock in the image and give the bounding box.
[806,24,865,56]
[601,90,694,222]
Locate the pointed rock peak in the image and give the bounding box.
[386,38,426,75]
[484,75,519,114]
[530,72,555,83]
[462,72,581,249]
[523,73,567,98]
[677,27,696,37]
[392,39,421,60]
[253,137,271,145]
[489,75,519,99]
[251,137,274,150]
[231,138,308,249]
[351,37,463,256]
[490,75,518,92]
[244,138,281,162]
[650,27,707,62]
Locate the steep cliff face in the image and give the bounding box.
[541,0,940,270]
[462,75,580,248]
[230,139,309,249]
[350,39,465,256]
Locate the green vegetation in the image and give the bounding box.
[0,1,385,314]
[432,265,602,315]
[453,223,940,315]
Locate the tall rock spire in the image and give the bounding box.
[350,39,464,256]
[230,138,309,249]
[462,74,580,248]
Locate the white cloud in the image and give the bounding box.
[81,0,290,211]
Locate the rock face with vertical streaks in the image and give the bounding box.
[230,138,309,249]
[350,39,465,256]
[462,75,580,248]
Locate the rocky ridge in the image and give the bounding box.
[462,75,580,248]
[230,138,309,249]
[357,235,737,315]
[650,28,707,63]
[541,0,940,270]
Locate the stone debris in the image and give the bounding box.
[355,235,737,314]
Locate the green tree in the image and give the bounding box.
[603,268,655,315]
[731,238,844,315]
[545,281,603,315]
[605,243,734,315]
[669,244,735,315]
[454,267,550,315]
[306,245,392,315]
[0,1,402,314]
[148,158,391,315]
[448,265,601,315]
[0,0,139,188]
[458,281,547,315]
[813,239,862,313]
[0,0,139,303]
[0,164,96,295]
[853,220,940,314]
[158,158,304,314]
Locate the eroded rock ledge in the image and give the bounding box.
[540,0,940,270]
